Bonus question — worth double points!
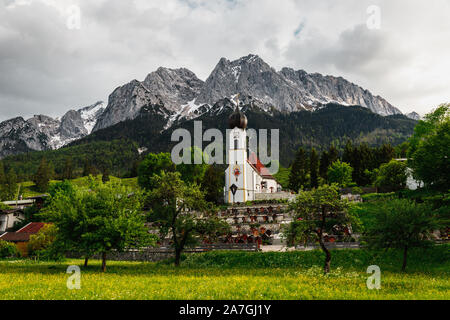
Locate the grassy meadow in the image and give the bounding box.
[0,246,448,300]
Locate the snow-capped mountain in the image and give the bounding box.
[195,54,401,116]
[0,101,105,158]
[406,112,421,121]
[94,54,402,133]
[0,54,407,158]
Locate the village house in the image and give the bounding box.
[0,222,48,256]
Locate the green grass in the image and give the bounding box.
[0,246,448,300]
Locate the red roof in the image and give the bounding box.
[17,222,46,234]
[0,223,47,243]
[0,232,33,242]
[248,152,276,180]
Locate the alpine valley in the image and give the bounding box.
[0,54,418,176]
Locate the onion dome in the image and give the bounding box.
[228,105,248,129]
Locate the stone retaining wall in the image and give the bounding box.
[67,249,174,262]
[255,192,296,202]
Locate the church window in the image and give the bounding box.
[234,139,239,150]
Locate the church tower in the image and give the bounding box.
[225,97,249,204]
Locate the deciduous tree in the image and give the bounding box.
[42,180,156,271]
[147,172,229,267]
[365,199,438,271]
[375,160,407,191]
[284,184,354,273]
[327,160,353,188]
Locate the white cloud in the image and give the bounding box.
[0,0,448,120]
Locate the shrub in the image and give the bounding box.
[27,224,63,261]
[0,240,18,258]
[351,187,363,195]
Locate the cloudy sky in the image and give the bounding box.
[0,0,449,121]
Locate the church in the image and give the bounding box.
[224,104,281,204]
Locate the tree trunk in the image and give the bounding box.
[101,252,107,272]
[402,246,408,272]
[319,237,331,274]
[175,248,181,267]
[84,256,89,267]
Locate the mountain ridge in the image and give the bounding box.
[0,54,406,158]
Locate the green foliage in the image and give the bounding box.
[309,148,319,188]
[33,158,52,192]
[408,104,450,190]
[147,171,230,266]
[27,224,62,261]
[3,140,140,181]
[137,153,175,190]
[201,166,225,204]
[285,184,357,273]
[41,180,156,271]
[342,141,395,186]
[351,187,363,195]
[375,160,407,191]
[181,245,449,272]
[288,147,308,192]
[273,165,290,189]
[327,160,353,187]
[48,180,75,198]
[0,240,18,258]
[176,147,209,185]
[62,158,74,180]
[364,199,440,271]
[319,145,339,181]
[0,162,6,201]
[0,168,18,201]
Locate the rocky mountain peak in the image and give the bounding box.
[406,112,421,121]
[0,53,408,159]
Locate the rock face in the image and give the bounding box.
[94,54,402,133]
[406,112,421,121]
[0,117,49,158]
[94,68,204,131]
[196,54,401,116]
[0,54,406,158]
[0,101,105,158]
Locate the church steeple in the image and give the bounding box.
[228,94,248,129]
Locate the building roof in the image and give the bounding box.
[0,222,47,243]
[2,199,35,207]
[17,222,46,234]
[248,152,277,181]
[0,208,24,215]
[0,232,33,242]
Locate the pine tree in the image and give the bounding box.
[62,158,74,180]
[328,145,339,164]
[319,151,330,180]
[82,160,96,177]
[377,143,395,166]
[33,158,51,192]
[342,141,353,164]
[5,169,18,200]
[289,147,309,192]
[0,162,6,200]
[102,167,110,183]
[309,148,319,189]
